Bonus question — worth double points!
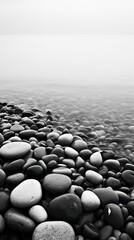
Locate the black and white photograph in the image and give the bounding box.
[0,0,134,239]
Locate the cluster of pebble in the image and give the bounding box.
[0,102,134,240]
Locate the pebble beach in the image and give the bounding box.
[0,83,134,240]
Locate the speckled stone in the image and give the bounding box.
[32,221,75,240]
[42,173,71,195]
[10,179,42,208]
[0,142,31,161]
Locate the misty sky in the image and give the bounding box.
[0,0,134,87]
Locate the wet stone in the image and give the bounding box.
[103,203,124,229]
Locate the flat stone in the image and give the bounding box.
[10,124,24,132]
[6,173,25,187]
[10,179,42,208]
[81,190,100,211]
[32,221,75,240]
[19,129,36,139]
[103,203,124,229]
[58,133,73,146]
[3,159,25,175]
[0,142,31,161]
[49,193,82,223]
[29,205,48,223]
[85,170,103,185]
[42,173,71,195]
[5,208,35,233]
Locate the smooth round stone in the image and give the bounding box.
[19,129,36,139]
[26,165,44,179]
[81,190,100,211]
[22,117,34,125]
[51,147,65,158]
[0,191,10,212]
[29,205,48,223]
[122,170,134,186]
[0,142,31,161]
[90,152,103,167]
[42,154,58,164]
[85,170,103,185]
[94,188,119,208]
[10,124,24,133]
[47,131,60,141]
[10,179,42,208]
[49,193,82,223]
[3,159,25,174]
[71,140,88,152]
[9,136,22,142]
[99,225,113,240]
[58,133,73,146]
[75,156,85,168]
[103,159,120,172]
[106,177,121,189]
[62,159,75,168]
[32,221,75,240]
[65,147,79,159]
[101,150,115,160]
[42,173,71,195]
[6,173,25,187]
[3,131,15,140]
[82,222,99,239]
[79,149,92,159]
[0,214,5,234]
[125,222,134,239]
[34,147,46,159]
[0,169,6,188]
[5,208,35,233]
[103,203,124,229]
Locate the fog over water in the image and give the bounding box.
[0,34,134,113]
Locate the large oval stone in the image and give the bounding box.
[10,179,42,208]
[32,221,75,240]
[81,190,100,211]
[42,173,71,196]
[49,193,82,223]
[103,203,124,229]
[0,142,31,161]
[5,208,35,233]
